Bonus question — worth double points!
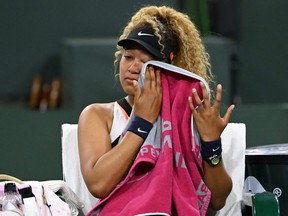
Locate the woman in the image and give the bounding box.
[78,5,234,215]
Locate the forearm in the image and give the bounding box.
[203,161,233,210]
[84,132,144,199]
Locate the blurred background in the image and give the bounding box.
[1,0,287,180]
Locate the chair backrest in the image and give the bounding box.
[61,123,246,216]
[215,123,246,216]
[61,123,98,215]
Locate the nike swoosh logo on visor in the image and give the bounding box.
[138,31,154,37]
[137,128,148,133]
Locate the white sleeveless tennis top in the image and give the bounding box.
[109,101,129,143]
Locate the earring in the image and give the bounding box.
[169,52,174,62]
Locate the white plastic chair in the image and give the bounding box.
[61,123,246,215]
[216,123,246,216]
[61,123,98,215]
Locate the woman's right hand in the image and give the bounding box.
[132,66,162,123]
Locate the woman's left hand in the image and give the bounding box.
[188,82,235,141]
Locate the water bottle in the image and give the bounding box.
[1,182,23,214]
[0,193,3,211]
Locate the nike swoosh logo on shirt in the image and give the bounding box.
[137,128,148,133]
[138,31,154,37]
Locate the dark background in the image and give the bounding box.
[1,0,287,181]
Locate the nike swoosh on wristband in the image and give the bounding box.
[212,146,220,152]
[138,31,154,37]
[137,128,148,133]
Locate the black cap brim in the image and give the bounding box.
[118,38,163,59]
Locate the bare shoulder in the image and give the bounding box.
[78,102,115,173]
[80,102,114,118]
[78,102,114,129]
[77,102,115,157]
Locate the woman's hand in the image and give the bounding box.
[132,66,162,123]
[188,82,235,141]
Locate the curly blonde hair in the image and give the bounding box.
[115,5,214,86]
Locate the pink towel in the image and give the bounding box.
[88,61,211,216]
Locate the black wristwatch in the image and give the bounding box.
[205,154,222,166]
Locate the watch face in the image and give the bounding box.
[211,156,221,166]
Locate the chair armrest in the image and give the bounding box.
[242,192,280,216]
[252,192,280,216]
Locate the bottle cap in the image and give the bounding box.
[4,182,17,193]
